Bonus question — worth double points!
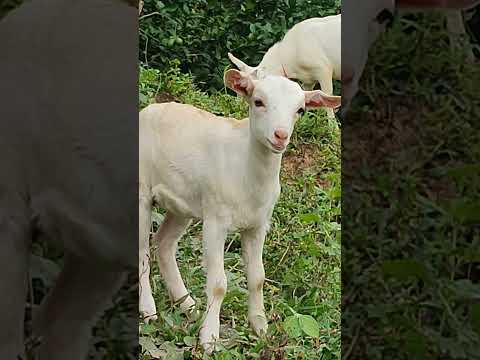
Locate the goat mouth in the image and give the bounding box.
[267,139,286,153]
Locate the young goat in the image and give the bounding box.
[228,15,341,119]
[139,70,341,352]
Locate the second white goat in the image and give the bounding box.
[342,0,478,117]
[228,15,341,119]
[139,70,340,353]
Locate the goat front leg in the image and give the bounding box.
[139,192,157,321]
[199,217,228,353]
[0,210,30,360]
[241,226,268,336]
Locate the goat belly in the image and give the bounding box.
[29,188,136,267]
[152,182,200,218]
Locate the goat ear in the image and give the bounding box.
[224,69,255,97]
[228,52,256,74]
[304,90,341,110]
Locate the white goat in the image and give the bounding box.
[342,0,479,117]
[139,70,341,352]
[0,1,137,359]
[342,0,396,117]
[228,15,341,119]
[396,0,480,62]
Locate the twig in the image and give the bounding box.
[344,326,360,360]
[274,243,291,272]
[139,11,161,21]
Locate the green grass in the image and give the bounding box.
[138,65,341,359]
[343,12,480,360]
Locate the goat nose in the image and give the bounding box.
[274,129,288,141]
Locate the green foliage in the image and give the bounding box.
[139,0,340,90]
[343,12,480,360]
[0,0,22,19]
[139,2,343,357]
[284,312,321,338]
[140,61,247,118]
[139,66,341,359]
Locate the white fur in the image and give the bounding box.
[228,15,341,119]
[0,1,137,359]
[138,70,341,353]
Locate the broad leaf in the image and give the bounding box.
[299,315,320,338]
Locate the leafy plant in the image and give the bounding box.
[343,12,480,360]
[139,0,340,90]
[0,0,23,19]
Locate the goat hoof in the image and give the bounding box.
[140,307,158,323]
[199,328,219,354]
[201,341,216,355]
[177,296,200,321]
[140,293,158,323]
[179,296,196,313]
[142,313,158,323]
[249,314,268,336]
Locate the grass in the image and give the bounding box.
[342,12,480,360]
[138,65,341,359]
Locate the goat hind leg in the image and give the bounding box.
[139,193,157,321]
[317,69,336,120]
[32,255,126,360]
[154,212,194,312]
[0,215,30,360]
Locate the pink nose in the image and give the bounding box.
[274,128,288,141]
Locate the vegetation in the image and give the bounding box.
[0,0,22,19]
[139,0,340,91]
[139,0,342,358]
[343,11,480,360]
[6,0,477,358]
[138,64,341,359]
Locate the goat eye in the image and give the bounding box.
[297,108,305,116]
[254,99,265,107]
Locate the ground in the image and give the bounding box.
[342,12,480,360]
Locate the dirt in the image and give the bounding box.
[155,91,180,103]
[343,95,458,201]
[281,144,327,185]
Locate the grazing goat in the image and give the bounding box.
[342,0,396,118]
[396,0,480,61]
[228,15,341,119]
[342,0,479,118]
[139,70,341,352]
[0,1,137,359]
